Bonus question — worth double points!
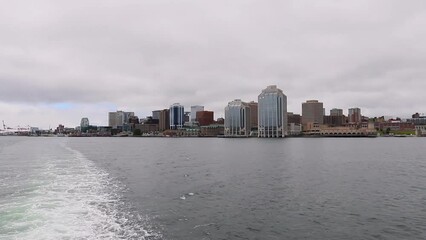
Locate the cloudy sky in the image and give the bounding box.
[1,0,425,128]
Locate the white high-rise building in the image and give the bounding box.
[224,99,251,136]
[258,85,287,138]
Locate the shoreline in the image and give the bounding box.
[1,134,421,138]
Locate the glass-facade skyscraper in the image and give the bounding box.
[258,85,287,138]
[224,99,251,136]
[169,103,184,129]
[80,117,89,128]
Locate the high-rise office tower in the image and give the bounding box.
[330,108,343,116]
[108,111,134,129]
[348,108,362,123]
[152,110,161,120]
[258,85,287,138]
[169,103,184,129]
[224,99,251,136]
[302,100,324,125]
[248,101,258,130]
[159,109,170,131]
[324,108,345,126]
[80,118,89,128]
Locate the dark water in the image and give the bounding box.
[1,137,426,239]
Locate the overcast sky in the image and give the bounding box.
[1,0,426,128]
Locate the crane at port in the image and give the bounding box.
[0,120,7,135]
[0,121,32,135]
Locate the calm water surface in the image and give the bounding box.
[1,136,426,239]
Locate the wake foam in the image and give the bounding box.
[1,143,160,240]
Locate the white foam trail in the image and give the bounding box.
[0,141,159,240]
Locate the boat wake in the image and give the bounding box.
[0,140,160,239]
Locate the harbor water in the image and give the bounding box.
[1,137,426,239]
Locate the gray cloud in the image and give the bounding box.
[1,0,426,127]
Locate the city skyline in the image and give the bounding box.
[1,1,426,129]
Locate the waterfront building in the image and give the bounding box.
[348,108,362,123]
[407,113,426,125]
[224,99,251,137]
[180,124,201,136]
[169,103,185,129]
[123,112,135,125]
[323,108,345,127]
[159,109,170,131]
[191,105,204,122]
[258,85,287,138]
[93,126,111,136]
[80,117,90,132]
[248,101,258,130]
[406,113,426,136]
[375,121,415,133]
[108,111,135,130]
[55,124,65,135]
[80,118,89,128]
[287,112,302,136]
[128,116,139,125]
[303,124,377,137]
[330,108,343,116]
[216,117,225,124]
[415,125,426,136]
[184,112,191,123]
[324,115,346,127]
[135,123,159,134]
[152,110,161,120]
[287,112,301,124]
[302,100,324,126]
[200,124,224,137]
[196,111,214,126]
[141,116,159,125]
[288,123,302,136]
